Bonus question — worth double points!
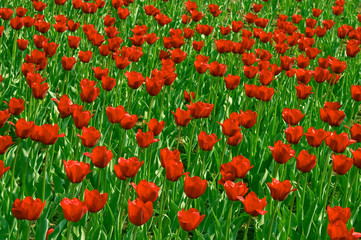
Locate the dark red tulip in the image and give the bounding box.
[282,108,305,125]
[7,98,25,116]
[224,75,241,90]
[145,119,165,136]
[227,131,243,146]
[209,61,227,77]
[349,124,361,142]
[34,124,65,145]
[84,189,108,213]
[101,76,116,92]
[131,180,160,203]
[106,105,125,123]
[68,36,81,49]
[184,174,207,199]
[78,51,93,63]
[115,157,143,178]
[128,198,153,226]
[80,79,100,103]
[120,113,138,130]
[77,127,100,148]
[332,154,353,175]
[351,149,361,169]
[184,91,195,102]
[217,119,240,137]
[60,198,88,222]
[51,95,78,118]
[186,101,214,119]
[241,192,267,216]
[0,110,10,128]
[73,109,93,129]
[219,162,237,185]
[63,160,91,183]
[145,76,164,96]
[0,135,14,154]
[136,129,159,148]
[231,155,253,178]
[284,125,303,144]
[295,84,313,100]
[61,56,76,71]
[304,127,328,147]
[320,102,346,127]
[12,118,34,139]
[177,208,205,231]
[83,146,113,168]
[17,39,29,51]
[267,179,296,201]
[327,206,350,224]
[12,197,45,220]
[198,131,220,151]
[326,132,355,153]
[160,148,180,168]
[125,71,144,89]
[240,110,257,128]
[295,150,317,173]
[224,181,248,201]
[269,140,295,164]
[165,159,185,182]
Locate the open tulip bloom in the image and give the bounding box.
[2,0,361,239]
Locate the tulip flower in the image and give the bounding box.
[77,127,101,148]
[136,129,159,148]
[0,110,11,128]
[60,198,88,222]
[184,174,207,199]
[177,208,205,231]
[241,192,267,216]
[171,108,193,127]
[83,146,113,168]
[326,132,356,153]
[269,141,295,164]
[6,98,25,116]
[332,154,353,175]
[128,198,153,226]
[114,157,144,178]
[295,150,317,173]
[198,131,220,151]
[131,180,160,203]
[231,155,253,178]
[267,179,296,201]
[224,181,248,201]
[12,197,45,220]
[351,149,361,169]
[327,206,351,224]
[84,189,108,213]
[282,108,305,125]
[73,109,93,129]
[106,105,125,123]
[145,119,165,136]
[0,160,10,179]
[120,113,138,130]
[63,160,91,183]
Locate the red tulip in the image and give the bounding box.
[106,105,125,123]
[186,101,214,119]
[128,198,153,226]
[327,206,351,224]
[240,192,267,216]
[114,157,143,178]
[165,159,185,181]
[136,129,159,148]
[231,155,253,178]
[0,160,10,179]
[61,56,76,71]
[60,198,88,222]
[120,113,138,130]
[78,50,93,63]
[284,125,303,144]
[295,150,317,173]
[83,146,113,168]
[224,181,248,201]
[77,126,101,148]
[0,135,14,154]
[72,109,93,129]
[217,119,240,137]
[332,154,353,175]
[7,98,25,116]
[131,180,160,203]
[269,140,295,164]
[177,208,205,231]
[184,174,207,199]
[198,131,220,151]
[145,119,165,136]
[326,132,355,153]
[160,148,180,168]
[351,149,361,169]
[267,178,296,201]
[80,79,100,103]
[63,160,91,183]
[0,110,10,128]
[12,197,45,220]
[209,61,227,77]
[282,108,305,125]
[11,118,34,139]
[171,108,193,127]
[84,189,108,213]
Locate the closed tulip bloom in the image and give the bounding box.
[224,75,240,90]
[61,56,76,70]
[269,140,295,164]
[0,160,10,179]
[80,79,100,103]
[72,109,93,129]
[125,71,144,89]
[349,124,361,142]
[17,39,29,51]
[160,148,180,168]
[106,105,125,123]
[224,181,248,201]
[31,82,49,99]
[198,131,220,151]
[120,113,138,130]
[131,180,160,203]
[320,103,346,127]
[219,162,237,185]
[178,208,205,231]
[77,126,101,148]
[327,206,351,224]
[165,159,185,181]
[327,221,360,240]
[351,85,361,101]
[295,150,317,173]
[241,192,267,216]
[68,36,81,49]
[136,129,159,148]
[92,67,109,80]
[172,108,193,127]
[351,149,361,169]
[332,154,353,175]
[295,84,313,100]
[184,91,196,102]
[115,157,143,178]
[0,110,11,128]
[145,118,165,136]
[267,179,296,201]
[209,61,227,77]
[186,101,214,119]
[231,155,253,178]
[84,189,108,213]
[12,197,45,220]
[217,119,240,137]
[35,124,65,145]
[227,132,243,146]
[0,135,14,154]
[184,174,207,199]
[7,98,25,116]
[78,50,93,63]
[171,48,187,63]
[282,108,305,125]
[284,125,303,144]
[128,198,153,226]
[304,127,328,147]
[101,76,116,91]
[63,160,91,183]
[145,76,164,96]
[326,132,355,153]
[239,110,257,128]
[83,146,113,168]
[60,198,88,222]
[12,118,34,139]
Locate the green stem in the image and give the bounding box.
[187,121,197,170]
[345,170,358,207]
[97,168,102,189]
[225,202,233,240]
[127,89,134,112]
[99,92,107,132]
[26,221,31,240]
[220,137,228,165]
[41,147,49,201]
[10,140,22,193]
[176,127,182,150]
[85,213,92,240]
[285,173,302,238]
[322,169,333,217]
[132,226,138,240]
[243,217,252,240]
[200,151,206,177]
[267,201,279,240]
[67,221,73,240]
[118,129,126,158]
[146,96,155,130]
[21,142,35,197]
[15,220,21,240]
[158,177,171,240]
[329,175,339,205]
[273,163,280,179]
[318,149,331,200]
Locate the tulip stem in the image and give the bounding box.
[132,226,138,240]
[97,168,102,189]
[267,200,279,240]
[11,31,18,73]
[85,213,92,240]
[118,129,126,158]
[21,141,35,197]
[66,221,73,240]
[317,149,331,200]
[146,96,154,131]
[200,151,206,178]
[176,127,182,150]
[187,120,197,171]
[285,173,302,238]
[322,169,333,218]
[15,220,20,240]
[159,88,166,118]
[127,89,134,112]
[99,92,107,132]
[41,146,49,200]
[158,177,171,240]
[10,139,21,194]
[329,175,339,205]
[26,221,31,240]
[345,170,358,207]
[243,217,252,240]
[220,137,228,165]
[225,202,233,240]
[273,163,280,179]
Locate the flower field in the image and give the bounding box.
[1,0,361,239]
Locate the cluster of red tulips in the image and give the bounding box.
[1,0,361,239]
